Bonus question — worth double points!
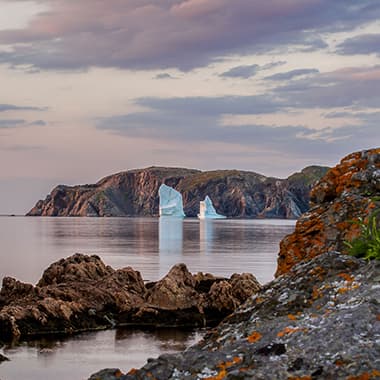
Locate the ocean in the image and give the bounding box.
[0,216,295,379]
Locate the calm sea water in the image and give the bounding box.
[0,216,295,380]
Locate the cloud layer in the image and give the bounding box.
[0,104,44,112]
[96,65,380,159]
[1,0,379,70]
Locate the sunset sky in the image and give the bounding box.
[0,0,380,214]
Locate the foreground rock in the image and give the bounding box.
[89,252,380,380]
[27,165,328,218]
[277,148,380,276]
[0,254,260,342]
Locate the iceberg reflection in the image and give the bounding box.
[159,216,184,255]
[199,219,214,255]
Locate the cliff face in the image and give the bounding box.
[27,165,328,218]
[27,167,199,217]
[276,148,380,276]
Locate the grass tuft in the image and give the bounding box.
[344,209,380,260]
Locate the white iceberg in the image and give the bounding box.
[159,184,185,217]
[198,196,226,219]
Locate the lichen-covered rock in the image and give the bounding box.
[276,148,380,276]
[0,255,260,342]
[93,252,380,380]
[27,165,328,219]
[88,368,124,380]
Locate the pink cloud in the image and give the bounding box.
[0,0,378,70]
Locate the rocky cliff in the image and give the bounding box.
[27,165,328,218]
[276,148,380,276]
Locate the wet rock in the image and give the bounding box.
[0,255,260,342]
[116,253,380,380]
[277,147,380,276]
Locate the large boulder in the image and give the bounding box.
[276,148,380,276]
[37,253,114,286]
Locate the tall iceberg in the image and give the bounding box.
[159,184,185,217]
[198,195,226,219]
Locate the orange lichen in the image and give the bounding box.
[338,273,354,282]
[312,286,322,300]
[309,266,326,280]
[288,376,312,380]
[337,283,360,294]
[127,368,138,375]
[114,370,124,378]
[346,370,380,380]
[277,327,306,338]
[223,357,242,368]
[288,314,297,321]
[204,357,242,380]
[247,331,262,343]
[276,148,380,276]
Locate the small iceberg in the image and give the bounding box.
[198,196,226,219]
[159,184,185,217]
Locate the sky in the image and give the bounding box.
[0,0,380,214]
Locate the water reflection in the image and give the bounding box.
[1,328,203,380]
[199,220,214,255]
[0,216,295,380]
[158,217,184,255]
[0,217,295,285]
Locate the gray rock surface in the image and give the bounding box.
[89,252,380,380]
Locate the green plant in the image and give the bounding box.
[344,210,380,260]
